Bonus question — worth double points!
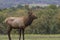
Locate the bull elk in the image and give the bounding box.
[4,11,37,40]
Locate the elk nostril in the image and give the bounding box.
[34,16,37,19]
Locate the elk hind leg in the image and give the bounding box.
[7,27,12,40]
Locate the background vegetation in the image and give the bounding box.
[0,4,60,34]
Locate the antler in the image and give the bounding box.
[28,9,33,16]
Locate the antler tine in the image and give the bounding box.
[28,8,33,16]
[28,8,32,12]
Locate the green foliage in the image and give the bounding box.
[47,4,58,9]
[0,5,60,34]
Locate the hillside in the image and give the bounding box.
[0,0,60,9]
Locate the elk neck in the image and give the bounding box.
[24,15,34,26]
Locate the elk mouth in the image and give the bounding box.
[35,16,37,19]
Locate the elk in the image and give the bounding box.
[4,10,37,40]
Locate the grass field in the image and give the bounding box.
[0,34,60,40]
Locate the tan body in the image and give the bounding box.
[4,11,37,40]
[5,17,26,28]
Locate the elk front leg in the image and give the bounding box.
[19,29,21,40]
[7,27,12,40]
[22,29,24,40]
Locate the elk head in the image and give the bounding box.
[28,10,37,20]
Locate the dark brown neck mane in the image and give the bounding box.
[24,15,34,26]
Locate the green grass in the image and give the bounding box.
[0,34,60,40]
